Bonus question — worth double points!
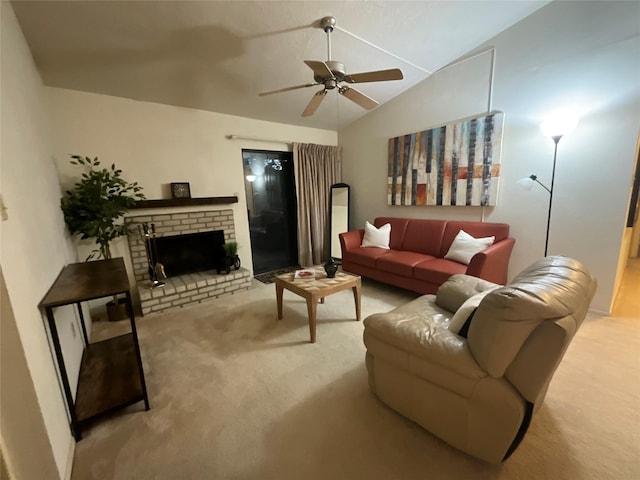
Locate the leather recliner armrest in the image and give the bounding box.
[436,274,502,313]
[364,312,487,396]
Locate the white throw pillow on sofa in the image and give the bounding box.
[361,221,391,249]
[444,230,495,265]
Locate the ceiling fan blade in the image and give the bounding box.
[304,60,334,78]
[338,86,379,110]
[301,90,327,117]
[259,83,319,96]
[343,68,404,84]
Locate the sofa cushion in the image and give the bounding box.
[414,258,467,285]
[346,246,391,268]
[374,217,410,250]
[362,221,391,248]
[376,251,436,277]
[444,230,495,265]
[398,219,446,256]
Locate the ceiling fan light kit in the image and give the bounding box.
[258,16,404,117]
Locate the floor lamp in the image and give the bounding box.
[518,114,579,256]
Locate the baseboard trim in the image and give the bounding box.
[588,307,611,317]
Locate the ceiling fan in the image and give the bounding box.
[258,16,404,117]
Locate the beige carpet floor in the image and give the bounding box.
[72,278,640,480]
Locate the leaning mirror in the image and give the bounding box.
[329,183,350,260]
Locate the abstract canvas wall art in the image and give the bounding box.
[388,111,504,206]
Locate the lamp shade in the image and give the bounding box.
[517,176,535,191]
[540,113,579,138]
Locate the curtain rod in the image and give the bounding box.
[226,134,292,145]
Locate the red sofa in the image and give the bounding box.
[339,217,515,294]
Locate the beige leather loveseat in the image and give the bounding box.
[363,256,597,463]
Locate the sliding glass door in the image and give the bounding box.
[242,150,298,274]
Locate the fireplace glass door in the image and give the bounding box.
[242,150,298,274]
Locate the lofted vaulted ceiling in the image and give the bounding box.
[11,1,548,130]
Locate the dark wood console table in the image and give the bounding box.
[39,258,150,440]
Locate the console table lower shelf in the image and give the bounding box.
[75,333,144,425]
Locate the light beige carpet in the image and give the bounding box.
[72,279,640,480]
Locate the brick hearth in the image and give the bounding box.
[125,209,251,316]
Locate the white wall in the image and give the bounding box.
[339,1,640,314]
[341,53,493,224]
[45,88,337,291]
[0,3,81,478]
[1,269,60,480]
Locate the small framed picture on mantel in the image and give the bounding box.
[170,182,191,199]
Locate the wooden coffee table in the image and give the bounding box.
[274,267,361,343]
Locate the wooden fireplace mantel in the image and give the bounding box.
[131,196,238,209]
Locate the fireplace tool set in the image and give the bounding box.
[139,223,166,288]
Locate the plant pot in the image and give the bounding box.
[217,256,235,274]
[106,297,131,322]
[233,254,241,270]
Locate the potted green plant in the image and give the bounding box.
[218,241,240,274]
[60,154,145,320]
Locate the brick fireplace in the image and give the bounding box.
[126,208,251,316]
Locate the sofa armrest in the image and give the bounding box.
[339,229,364,254]
[466,237,516,284]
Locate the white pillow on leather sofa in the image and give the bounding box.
[444,229,495,265]
[361,221,391,249]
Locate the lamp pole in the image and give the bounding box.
[544,135,562,256]
[519,113,578,258]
